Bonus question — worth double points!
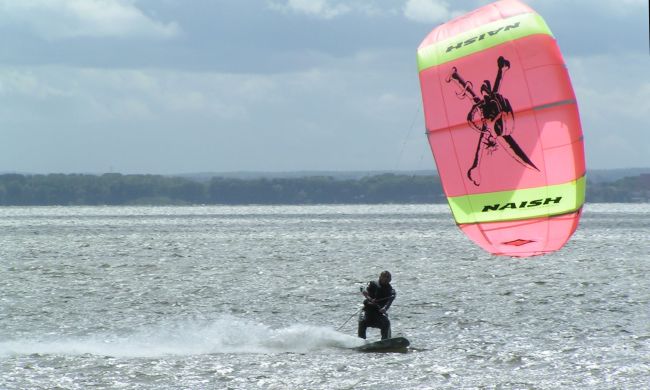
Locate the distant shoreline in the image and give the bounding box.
[4,167,650,183]
[0,170,648,206]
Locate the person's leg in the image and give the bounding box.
[357,319,368,339]
[379,316,391,340]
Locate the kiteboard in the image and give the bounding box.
[353,337,410,353]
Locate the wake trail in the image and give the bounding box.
[0,315,363,358]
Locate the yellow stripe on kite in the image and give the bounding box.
[448,176,586,224]
[417,13,553,72]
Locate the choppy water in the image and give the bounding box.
[1,204,649,389]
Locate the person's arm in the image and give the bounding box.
[379,288,396,314]
[363,282,378,306]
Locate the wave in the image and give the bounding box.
[0,315,363,358]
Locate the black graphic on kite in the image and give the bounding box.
[445,56,539,186]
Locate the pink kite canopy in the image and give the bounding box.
[417,0,585,257]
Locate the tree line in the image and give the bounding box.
[0,173,647,206]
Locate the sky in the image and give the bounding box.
[0,0,648,175]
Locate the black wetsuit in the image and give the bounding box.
[358,280,395,340]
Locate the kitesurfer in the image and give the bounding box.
[358,270,395,340]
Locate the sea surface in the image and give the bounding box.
[1,204,649,389]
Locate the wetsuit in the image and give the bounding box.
[358,280,395,340]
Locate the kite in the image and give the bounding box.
[417,0,585,257]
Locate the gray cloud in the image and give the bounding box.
[0,0,647,174]
[0,0,180,40]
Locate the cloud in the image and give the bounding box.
[0,67,248,123]
[526,0,646,16]
[268,0,468,23]
[268,0,351,19]
[0,69,70,100]
[567,52,650,169]
[0,49,425,173]
[403,0,458,24]
[0,0,180,40]
[1,0,646,173]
